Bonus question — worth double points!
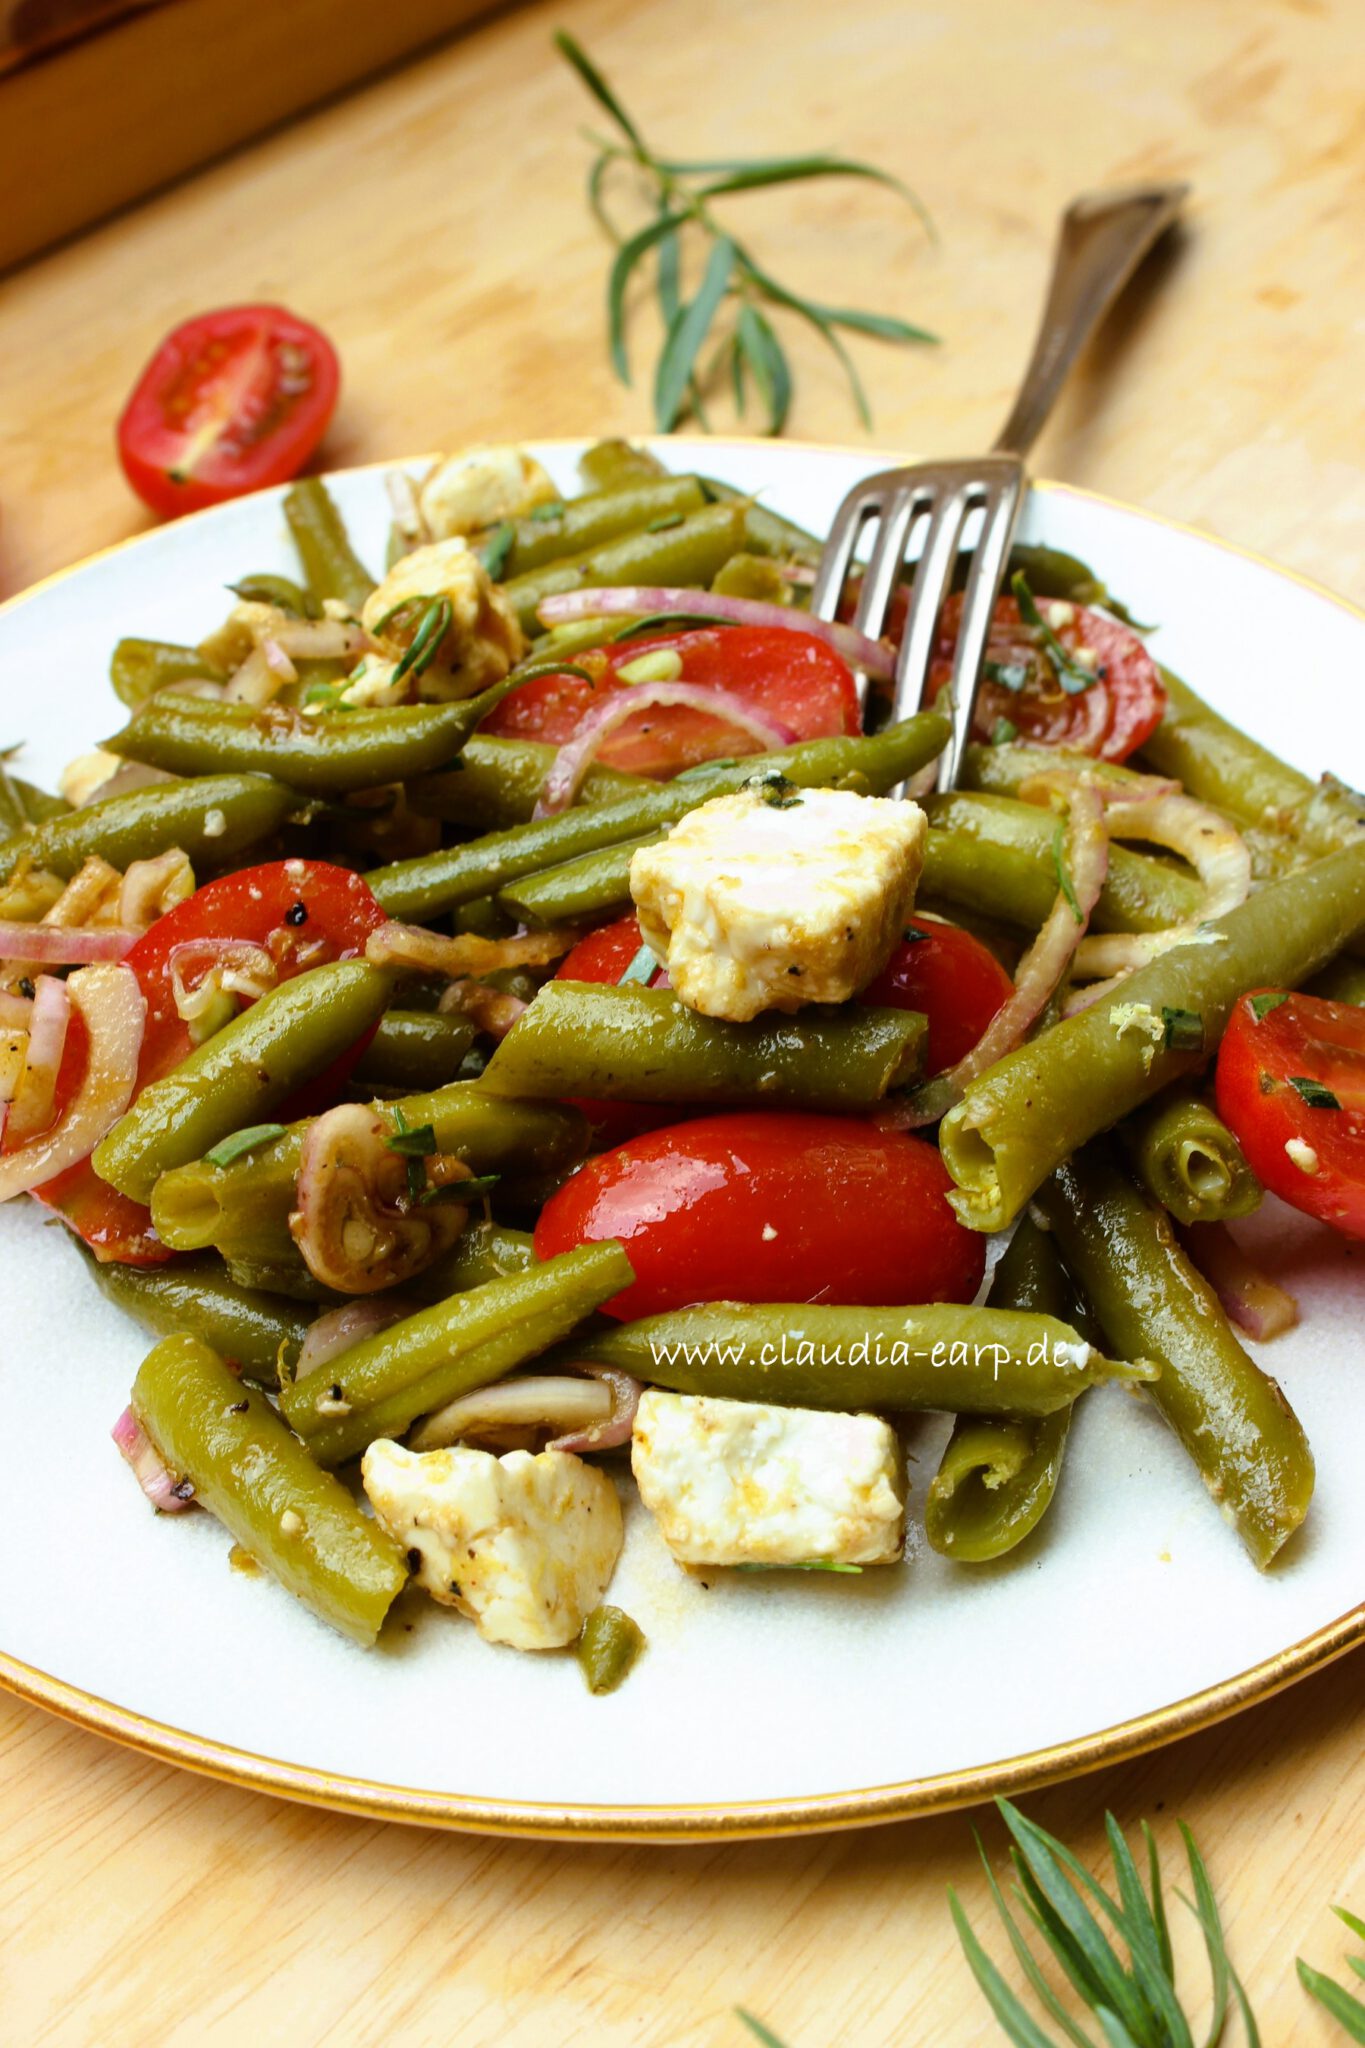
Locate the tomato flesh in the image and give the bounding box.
[1215,989,1365,1241]
[484,626,860,778]
[534,1111,986,1319]
[554,914,677,1146]
[861,915,1013,1075]
[117,304,340,517]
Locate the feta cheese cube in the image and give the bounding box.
[629,783,926,1022]
[361,538,524,694]
[418,446,559,539]
[630,1390,904,1567]
[362,1438,622,1651]
[59,748,123,809]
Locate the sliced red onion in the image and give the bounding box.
[437,978,526,1039]
[0,921,139,964]
[547,1367,643,1454]
[537,683,794,816]
[224,644,280,708]
[1181,1222,1299,1340]
[296,1297,412,1378]
[535,586,897,681]
[407,1375,618,1454]
[261,636,298,683]
[112,1405,194,1513]
[168,938,277,1022]
[6,974,70,1147]
[0,964,144,1202]
[290,1102,468,1293]
[366,920,574,977]
[273,617,368,660]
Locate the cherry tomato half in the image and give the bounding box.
[483,625,860,778]
[554,914,675,1147]
[930,593,1166,762]
[861,915,1013,1075]
[1215,989,1365,1241]
[117,304,340,518]
[534,1111,986,1319]
[31,860,384,1263]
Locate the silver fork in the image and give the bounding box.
[810,183,1188,792]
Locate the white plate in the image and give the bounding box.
[1,440,1361,1841]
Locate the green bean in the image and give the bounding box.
[109,638,229,710]
[577,439,668,490]
[556,1302,1151,1415]
[94,960,393,1203]
[407,735,645,831]
[226,573,319,617]
[224,1253,339,1302]
[1121,1084,1262,1226]
[132,1335,406,1643]
[89,1253,313,1388]
[1305,956,1365,1005]
[369,714,951,922]
[352,1011,479,1091]
[283,478,375,612]
[710,553,795,603]
[922,792,1205,934]
[0,762,68,836]
[695,477,822,562]
[416,1220,536,1296]
[1035,1147,1314,1568]
[501,503,747,634]
[924,1218,1075,1563]
[103,682,513,795]
[577,1606,645,1694]
[0,772,299,887]
[481,983,926,1109]
[939,839,1365,1232]
[280,1240,632,1465]
[495,839,647,924]
[1003,543,1110,608]
[151,1083,586,1263]
[958,743,1163,803]
[500,476,707,579]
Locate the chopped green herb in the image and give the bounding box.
[983,659,1031,694]
[734,1560,863,1573]
[747,768,802,810]
[393,596,453,682]
[901,925,926,944]
[1250,991,1290,1022]
[302,681,348,712]
[645,512,685,533]
[611,611,739,641]
[1162,1006,1205,1053]
[423,1170,501,1207]
[204,1124,288,1170]
[477,522,515,580]
[387,1117,438,1159]
[989,715,1019,745]
[1011,570,1097,694]
[1051,819,1082,924]
[1290,1075,1341,1110]
[528,500,566,523]
[618,941,658,986]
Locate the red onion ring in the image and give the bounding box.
[0,921,139,964]
[168,938,277,1022]
[295,1297,412,1378]
[1180,1222,1299,1341]
[111,1405,194,1513]
[534,587,896,680]
[547,1367,643,1454]
[0,964,144,1202]
[537,682,793,816]
[6,974,70,1147]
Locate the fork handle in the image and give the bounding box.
[992,184,1188,460]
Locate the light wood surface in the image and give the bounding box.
[1,0,1364,2040]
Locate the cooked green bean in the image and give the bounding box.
[1306,956,1365,1005]
[280,1240,632,1465]
[352,1011,479,1091]
[495,839,647,924]
[577,1605,645,1694]
[132,1334,406,1642]
[415,1220,536,1296]
[959,742,1153,802]
[576,439,668,490]
[95,960,393,1203]
[0,772,299,886]
[0,763,68,836]
[104,684,513,796]
[500,476,706,579]
[501,503,747,633]
[924,1217,1076,1563]
[407,735,644,831]
[695,476,822,562]
[922,792,1205,934]
[89,1253,313,1388]
[226,573,318,617]
[283,478,375,612]
[939,839,1365,1231]
[1121,1084,1262,1226]
[223,1253,339,1302]
[109,638,229,710]
[151,1084,586,1263]
[481,983,926,1109]
[556,1302,1150,1415]
[369,714,951,922]
[1035,1147,1314,1567]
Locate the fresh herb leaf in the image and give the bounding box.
[529,500,566,523]
[1249,991,1289,1022]
[426,1169,500,1208]
[1161,1007,1204,1053]
[736,302,794,435]
[735,2012,791,2048]
[1052,820,1082,924]
[478,522,515,580]
[608,211,686,384]
[612,611,739,641]
[654,233,737,430]
[387,1119,437,1159]
[985,659,1032,694]
[617,941,658,986]
[1011,572,1097,695]
[991,716,1020,745]
[553,29,644,146]
[1290,1075,1341,1110]
[204,1123,288,1170]
[393,597,452,683]
[1296,1959,1365,2041]
[901,925,927,944]
[746,768,803,810]
[646,512,685,533]
[734,1559,862,1573]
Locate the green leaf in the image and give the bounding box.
[682,151,933,240]
[654,233,737,430]
[1161,1007,1205,1054]
[1249,991,1289,1023]
[617,941,658,986]
[1141,1824,1173,1983]
[972,1830,1100,2048]
[656,216,681,326]
[948,1886,1063,2048]
[734,2010,790,2048]
[813,303,939,346]
[393,597,452,683]
[204,1123,287,1170]
[1297,1960,1365,2041]
[478,521,515,581]
[737,302,793,434]
[586,150,621,242]
[554,30,644,148]
[1176,1824,1259,2048]
[1101,1816,1192,2048]
[1052,821,1082,924]
[735,248,873,426]
[1289,1075,1341,1110]
[998,1803,1149,2038]
[608,212,685,385]
[1334,1907,1365,1945]
[1011,571,1098,694]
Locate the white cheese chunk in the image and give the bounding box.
[362,1439,622,1650]
[361,538,524,693]
[629,783,926,1021]
[418,445,558,539]
[59,748,123,809]
[630,1390,904,1568]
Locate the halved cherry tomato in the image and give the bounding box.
[117,305,340,518]
[534,1110,986,1319]
[554,914,676,1147]
[483,626,860,778]
[1215,989,1365,1241]
[929,593,1166,762]
[861,914,1013,1076]
[30,860,385,1263]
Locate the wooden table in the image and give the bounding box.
[2,0,1363,2038]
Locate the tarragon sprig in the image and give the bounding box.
[1298,1908,1365,2041]
[556,30,936,434]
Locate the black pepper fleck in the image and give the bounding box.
[284,900,308,926]
[329,1382,344,1401]
[17,978,35,1000]
[229,1399,249,1415]
[406,1548,421,1573]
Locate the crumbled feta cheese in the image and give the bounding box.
[362,1439,623,1651]
[418,446,558,540]
[202,807,227,839]
[1285,1137,1320,1175]
[337,657,407,710]
[761,1223,778,1242]
[630,1390,904,1568]
[1108,1001,1165,1072]
[629,784,926,1021]
[59,749,122,808]
[1044,600,1076,629]
[361,538,524,693]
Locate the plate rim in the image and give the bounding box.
[3,438,1362,1840]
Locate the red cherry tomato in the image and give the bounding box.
[484,626,860,778]
[861,915,1013,1076]
[554,914,676,1146]
[30,860,385,1263]
[1215,989,1365,1241]
[117,305,340,518]
[534,1111,986,1319]
[929,593,1166,762]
